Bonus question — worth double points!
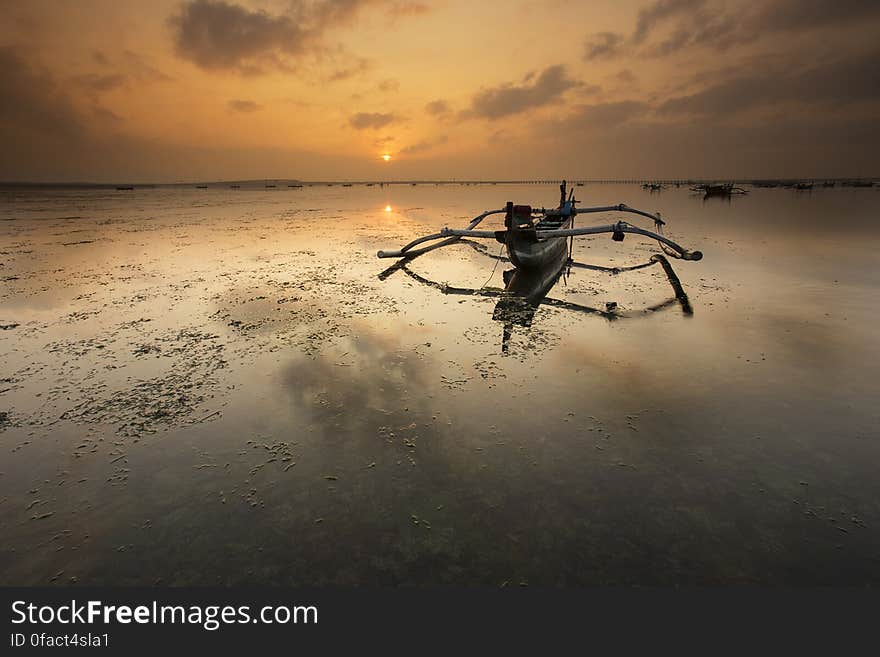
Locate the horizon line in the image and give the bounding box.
[1,176,877,188]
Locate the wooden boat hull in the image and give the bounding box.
[505,215,573,271]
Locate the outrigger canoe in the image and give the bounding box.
[378,181,702,274]
[378,181,703,353]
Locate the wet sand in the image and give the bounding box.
[1,183,879,585]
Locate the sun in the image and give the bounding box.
[382,154,391,162]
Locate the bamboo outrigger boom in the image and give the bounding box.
[436,222,702,261]
[377,201,702,262]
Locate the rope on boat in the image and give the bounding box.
[480,242,506,289]
[462,239,510,262]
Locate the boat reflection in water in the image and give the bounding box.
[380,238,693,354]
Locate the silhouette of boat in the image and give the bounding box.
[379,181,701,273]
[691,183,747,198]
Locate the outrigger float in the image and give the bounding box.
[377,181,704,352]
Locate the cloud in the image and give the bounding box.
[170,0,306,70]
[553,101,649,134]
[752,0,880,33]
[88,49,172,85]
[400,135,448,154]
[614,69,637,85]
[622,0,880,58]
[0,47,84,140]
[386,2,430,22]
[639,8,739,56]
[349,112,397,129]
[578,83,604,97]
[537,111,880,180]
[279,330,435,444]
[228,99,262,112]
[73,53,171,107]
[327,56,372,81]
[487,129,510,146]
[632,0,707,43]
[92,105,124,122]
[583,32,624,60]
[0,46,102,180]
[75,73,127,93]
[658,47,880,116]
[169,0,430,73]
[378,78,400,92]
[121,50,173,82]
[463,65,577,120]
[424,99,451,116]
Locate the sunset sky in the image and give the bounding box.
[1,0,878,182]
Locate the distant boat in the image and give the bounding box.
[794,182,813,191]
[288,184,303,188]
[691,183,747,198]
[196,185,208,189]
[116,186,134,191]
[265,184,276,188]
[642,183,664,192]
[230,184,240,189]
[342,183,353,187]
[366,183,374,187]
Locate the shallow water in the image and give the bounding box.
[1,183,878,585]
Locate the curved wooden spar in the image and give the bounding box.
[573,203,666,226]
[438,222,702,261]
[376,208,504,259]
[376,203,702,261]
